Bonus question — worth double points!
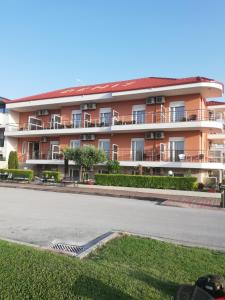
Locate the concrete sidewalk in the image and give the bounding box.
[0,182,222,210]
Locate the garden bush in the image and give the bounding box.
[8,151,19,169]
[0,168,34,181]
[95,174,197,191]
[42,171,61,182]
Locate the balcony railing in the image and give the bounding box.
[6,110,224,132]
[20,149,225,164]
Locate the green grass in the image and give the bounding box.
[0,236,225,299]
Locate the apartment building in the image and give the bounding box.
[4,76,225,182]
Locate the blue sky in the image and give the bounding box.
[0,0,225,99]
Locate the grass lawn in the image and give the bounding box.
[0,236,225,299]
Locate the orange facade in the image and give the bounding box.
[17,93,210,163]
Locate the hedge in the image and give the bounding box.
[95,174,197,191]
[0,169,34,181]
[42,171,61,182]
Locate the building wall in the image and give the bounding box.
[17,130,202,159]
[17,94,203,126]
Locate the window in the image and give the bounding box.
[99,139,110,159]
[50,141,60,160]
[170,102,185,122]
[70,140,80,148]
[100,108,111,126]
[72,110,82,128]
[169,138,184,162]
[132,105,146,124]
[51,114,61,129]
[28,116,42,130]
[131,139,144,161]
[22,141,27,155]
[0,130,4,147]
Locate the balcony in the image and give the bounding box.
[22,149,225,170]
[5,109,224,137]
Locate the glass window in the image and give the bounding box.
[28,117,42,130]
[70,140,80,148]
[170,140,184,162]
[72,112,82,128]
[99,140,110,159]
[51,114,61,129]
[133,110,145,124]
[132,139,144,161]
[0,130,4,147]
[171,106,185,122]
[100,112,111,126]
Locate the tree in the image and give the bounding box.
[8,151,19,169]
[106,160,121,174]
[63,146,106,182]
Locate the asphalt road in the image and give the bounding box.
[0,187,225,250]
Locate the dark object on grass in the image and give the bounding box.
[195,275,225,298]
[175,284,214,300]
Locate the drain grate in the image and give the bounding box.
[50,242,84,256]
[49,231,119,258]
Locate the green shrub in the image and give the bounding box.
[0,169,34,181]
[95,174,197,191]
[42,171,61,182]
[8,151,19,169]
[106,160,121,174]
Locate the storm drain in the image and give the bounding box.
[50,242,84,256]
[49,231,120,258]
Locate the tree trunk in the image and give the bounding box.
[64,159,68,177]
[79,166,83,182]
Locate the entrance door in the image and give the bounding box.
[131,139,144,161]
[169,140,184,162]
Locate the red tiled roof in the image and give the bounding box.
[0,97,10,103]
[10,76,222,103]
[206,100,225,106]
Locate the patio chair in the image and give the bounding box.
[178,153,186,161]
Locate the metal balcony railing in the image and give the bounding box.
[5,109,224,132]
[19,149,225,164]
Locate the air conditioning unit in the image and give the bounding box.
[80,134,95,141]
[155,131,165,139]
[155,96,165,104]
[80,103,97,110]
[87,103,96,110]
[145,132,155,140]
[146,97,155,105]
[80,104,88,110]
[37,109,49,116]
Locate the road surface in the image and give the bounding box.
[0,187,224,250]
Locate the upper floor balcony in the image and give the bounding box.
[5,109,224,137]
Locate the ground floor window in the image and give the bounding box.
[69,168,80,180]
